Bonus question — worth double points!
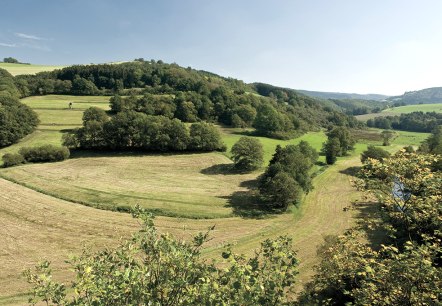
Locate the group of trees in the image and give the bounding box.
[367,111,442,132]
[322,126,355,164]
[64,107,226,152]
[0,68,39,147]
[300,150,442,304]
[26,208,299,305]
[258,141,318,209]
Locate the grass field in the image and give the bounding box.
[0,95,110,157]
[0,94,432,304]
[0,63,65,75]
[356,103,442,121]
[383,103,442,114]
[0,154,365,305]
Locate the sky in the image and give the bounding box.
[1,0,442,96]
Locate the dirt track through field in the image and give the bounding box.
[0,157,363,305]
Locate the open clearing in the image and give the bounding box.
[0,63,65,75]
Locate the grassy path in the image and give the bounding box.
[0,154,363,304]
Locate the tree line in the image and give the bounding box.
[0,68,39,147]
[63,107,226,152]
[367,111,442,132]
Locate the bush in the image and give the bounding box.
[361,145,390,163]
[19,145,70,163]
[2,153,25,167]
[231,137,263,171]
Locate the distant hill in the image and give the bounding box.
[297,89,388,101]
[387,87,442,105]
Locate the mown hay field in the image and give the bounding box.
[0,63,65,75]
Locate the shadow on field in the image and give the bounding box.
[339,166,362,177]
[350,200,388,250]
[221,179,281,219]
[69,149,210,160]
[200,163,255,175]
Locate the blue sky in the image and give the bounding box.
[1,0,442,95]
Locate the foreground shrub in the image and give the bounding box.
[19,145,70,163]
[2,153,25,167]
[25,208,298,305]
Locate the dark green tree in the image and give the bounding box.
[231,137,264,171]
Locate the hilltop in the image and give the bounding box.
[387,86,442,105]
[297,89,388,101]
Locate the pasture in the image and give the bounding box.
[0,63,65,75]
[0,94,432,304]
[0,154,364,305]
[356,102,442,121]
[0,95,110,156]
[383,102,442,114]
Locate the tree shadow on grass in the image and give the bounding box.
[350,200,388,250]
[200,164,257,175]
[69,149,214,160]
[221,179,283,219]
[221,191,281,219]
[339,166,362,177]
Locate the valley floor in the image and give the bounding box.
[0,155,364,305]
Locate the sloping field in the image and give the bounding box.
[356,102,442,121]
[0,96,110,157]
[0,153,257,218]
[383,102,442,114]
[0,63,65,75]
[0,155,364,305]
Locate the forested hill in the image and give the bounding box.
[387,87,442,105]
[297,89,388,101]
[11,60,359,140]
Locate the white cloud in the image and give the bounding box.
[0,42,17,47]
[15,32,44,40]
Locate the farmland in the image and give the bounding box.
[356,102,442,122]
[383,102,442,114]
[0,63,65,76]
[0,94,431,304]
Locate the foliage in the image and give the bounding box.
[299,232,442,305]
[301,150,442,305]
[25,208,299,305]
[2,152,25,167]
[0,85,39,147]
[188,122,226,151]
[420,126,442,155]
[322,126,355,164]
[360,151,442,242]
[230,137,264,171]
[82,106,108,124]
[19,145,70,163]
[360,145,390,163]
[3,57,19,64]
[386,86,442,105]
[366,111,442,133]
[259,142,318,209]
[13,61,359,139]
[381,130,396,146]
[66,111,225,152]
